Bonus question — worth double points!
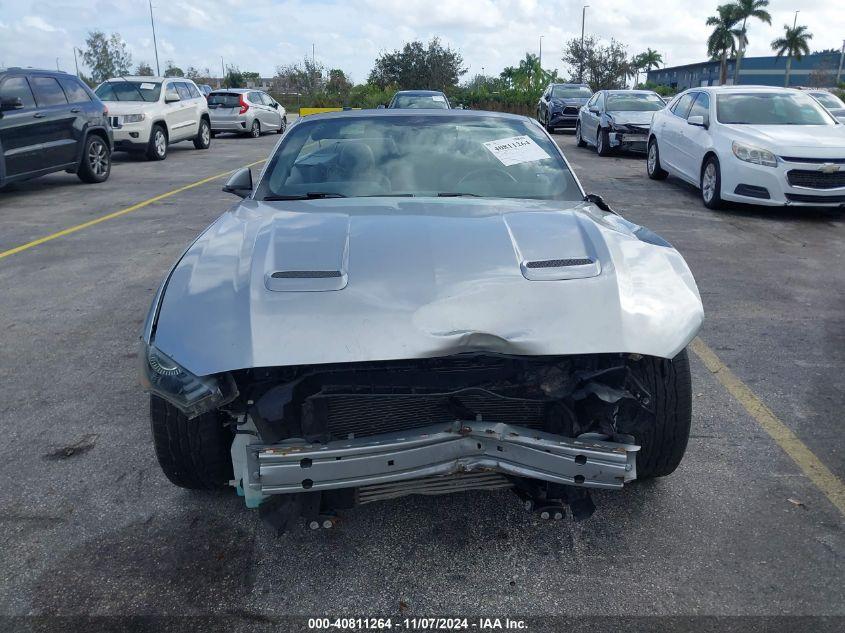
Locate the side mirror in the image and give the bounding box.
[165,90,180,103]
[589,106,600,114]
[687,115,707,127]
[543,94,550,101]
[270,102,278,108]
[0,97,24,111]
[223,167,253,198]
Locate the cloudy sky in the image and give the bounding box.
[0,0,842,81]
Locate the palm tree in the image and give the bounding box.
[633,49,663,86]
[706,4,742,85]
[771,24,813,87]
[731,0,772,84]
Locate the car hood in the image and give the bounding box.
[151,198,703,376]
[724,124,845,156]
[607,111,656,126]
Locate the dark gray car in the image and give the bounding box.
[576,90,665,156]
[537,83,593,132]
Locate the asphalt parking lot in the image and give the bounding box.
[0,122,842,630]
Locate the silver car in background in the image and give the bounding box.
[208,88,287,137]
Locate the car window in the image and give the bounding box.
[688,92,710,120]
[595,93,605,110]
[0,76,36,109]
[187,83,202,99]
[261,93,274,106]
[586,94,598,107]
[810,92,844,109]
[717,92,834,125]
[551,86,592,99]
[258,115,580,201]
[208,92,241,107]
[671,93,696,119]
[30,76,69,107]
[58,77,92,103]
[391,94,449,109]
[175,83,192,100]
[248,91,263,104]
[96,81,162,102]
[606,93,664,112]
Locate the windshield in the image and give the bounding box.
[208,92,241,107]
[256,115,581,201]
[717,92,834,125]
[551,86,592,99]
[606,93,664,112]
[94,81,161,102]
[810,92,845,109]
[391,94,449,109]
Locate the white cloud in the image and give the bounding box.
[20,15,61,33]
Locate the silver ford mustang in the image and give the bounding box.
[140,109,703,531]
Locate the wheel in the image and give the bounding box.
[701,155,723,209]
[77,134,111,183]
[149,395,233,490]
[249,119,260,138]
[596,127,612,156]
[544,114,555,134]
[193,119,211,149]
[619,349,692,479]
[276,116,287,134]
[575,122,587,148]
[146,124,168,161]
[647,138,668,180]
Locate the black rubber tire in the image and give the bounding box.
[149,395,233,490]
[597,127,612,156]
[544,114,555,134]
[193,118,211,149]
[76,134,111,183]
[621,349,692,479]
[277,116,287,134]
[647,137,668,180]
[146,124,168,161]
[249,119,260,138]
[701,155,723,210]
[575,122,587,148]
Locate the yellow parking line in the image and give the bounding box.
[0,159,266,261]
[690,337,845,515]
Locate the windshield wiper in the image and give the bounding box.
[263,192,347,200]
[436,192,481,197]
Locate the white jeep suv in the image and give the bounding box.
[95,77,211,160]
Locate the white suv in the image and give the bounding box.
[95,77,211,160]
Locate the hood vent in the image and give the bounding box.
[520,257,601,281]
[271,270,342,279]
[265,269,347,292]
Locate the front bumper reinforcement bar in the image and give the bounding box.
[245,422,639,495]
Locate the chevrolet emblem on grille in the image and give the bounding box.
[818,163,840,174]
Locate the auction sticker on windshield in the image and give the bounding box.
[483,135,551,166]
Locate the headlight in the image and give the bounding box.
[140,342,237,418]
[123,113,145,123]
[732,141,777,167]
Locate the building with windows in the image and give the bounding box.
[646,52,844,89]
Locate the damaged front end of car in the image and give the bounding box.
[188,352,657,532]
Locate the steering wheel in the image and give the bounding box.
[457,168,518,187]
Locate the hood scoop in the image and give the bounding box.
[521,257,601,281]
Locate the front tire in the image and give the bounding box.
[621,350,693,479]
[77,134,111,183]
[701,155,723,209]
[193,119,211,149]
[150,395,233,490]
[575,121,587,147]
[596,127,612,156]
[647,138,668,180]
[249,119,261,138]
[146,124,168,161]
[277,116,287,134]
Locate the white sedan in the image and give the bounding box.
[646,86,845,209]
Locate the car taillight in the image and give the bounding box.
[238,94,249,115]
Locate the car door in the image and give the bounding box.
[249,92,272,129]
[584,92,603,142]
[174,82,198,139]
[186,82,206,133]
[28,74,78,168]
[539,86,551,121]
[260,93,282,129]
[660,92,697,176]
[0,75,45,180]
[676,92,711,180]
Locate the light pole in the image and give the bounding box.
[149,1,161,76]
[539,35,544,71]
[580,5,590,83]
[837,40,845,86]
[73,48,80,77]
[56,57,60,71]
[792,10,799,28]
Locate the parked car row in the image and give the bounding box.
[0,68,289,189]
[537,82,845,210]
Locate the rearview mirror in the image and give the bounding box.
[165,90,180,103]
[223,167,253,198]
[688,115,707,127]
[0,97,24,111]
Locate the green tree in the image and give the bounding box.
[135,61,154,76]
[81,30,132,83]
[326,69,353,100]
[731,0,772,84]
[242,71,260,86]
[368,37,466,90]
[633,48,663,85]
[771,24,812,87]
[163,60,184,77]
[706,5,742,85]
[224,65,244,88]
[562,36,630,91]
